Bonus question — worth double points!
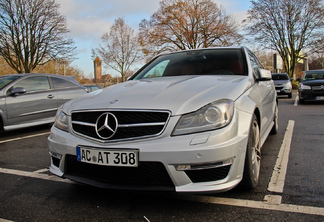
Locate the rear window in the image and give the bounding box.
[51,77,79,89]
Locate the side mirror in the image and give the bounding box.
[257,69,272,81]
[83,87,90,93]
[10,87,26,95]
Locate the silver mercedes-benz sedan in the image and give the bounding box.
[0,73,87,131]
[48,47,278,193]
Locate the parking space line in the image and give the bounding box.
[33,168,49,173]
[0,218,13,222]
[268,120,295,193]
[294,95,299,106]
[1,166,324,216]
[171,194,324,216]
[0,167,72,184]
[0,132,50,144]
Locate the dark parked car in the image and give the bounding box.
[272,73,292,98]
[0,73,87,131]
[298,70,324,104]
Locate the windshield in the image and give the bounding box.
[303,72,324,80]
[272,74,289,80]
[133,49,246,80]
[0,76,20,90]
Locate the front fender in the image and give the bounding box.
[234,83,264,139]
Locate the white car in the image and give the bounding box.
[48,47,278,193]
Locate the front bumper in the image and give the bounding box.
[299,89,324,101]
[275,87,292,95]
[48,110,251,193]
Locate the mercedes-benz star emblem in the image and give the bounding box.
[95,112,118,139]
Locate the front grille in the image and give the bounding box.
[275,86,283,90]
[312,85,324,91]
[71,110,170,142]
[184,165,231,183]
[65,155,174,189]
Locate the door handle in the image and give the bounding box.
[47,94,54,99]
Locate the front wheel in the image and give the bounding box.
[241,114,261,190]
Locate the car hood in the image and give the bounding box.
[65,75,252,115]
[301,79,324,86]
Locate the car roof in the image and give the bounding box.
[1,73,78,81]
[155,46,246,57]
[0,73,81,86]
[304,70,324,73]
[2,73,72,78]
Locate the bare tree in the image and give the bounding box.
[0,0,75,73]
[253,50,275,73]
[309,54,324,70]
[244,0,324,77]
[92,18,143,82]
[139,0,242,58]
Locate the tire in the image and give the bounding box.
[270,103,278,135]
[241,114,261,190]
[0,117,3,133]
[299,99,304,104]
[298,93,304,104]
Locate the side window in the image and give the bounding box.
[141,60,170,79]
[249,51,263,69]
[248,50,264,77]
[51,77,78,89]
[14,76,51,92]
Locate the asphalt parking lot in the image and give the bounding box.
[0,91,323,221]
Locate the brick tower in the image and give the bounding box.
[94,57,102,81]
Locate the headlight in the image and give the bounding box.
[172,99,234,136]
[54,107,69,132]
[284,82,292,89]
[300,83,311,90]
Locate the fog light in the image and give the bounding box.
[175,158,233,171]
[50,152,62,159]
[176,165,192,170]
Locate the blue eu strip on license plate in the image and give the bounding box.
[316,96,324,100]
[76,147,81,161]
[76,146,139,167]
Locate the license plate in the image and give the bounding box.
[316,96,324,100]
[76,146,139,167]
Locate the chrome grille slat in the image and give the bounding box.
[71,121,96,127]
[118,122,166,128]
[312,85,324,91]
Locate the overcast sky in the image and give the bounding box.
[56,0,252,78]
